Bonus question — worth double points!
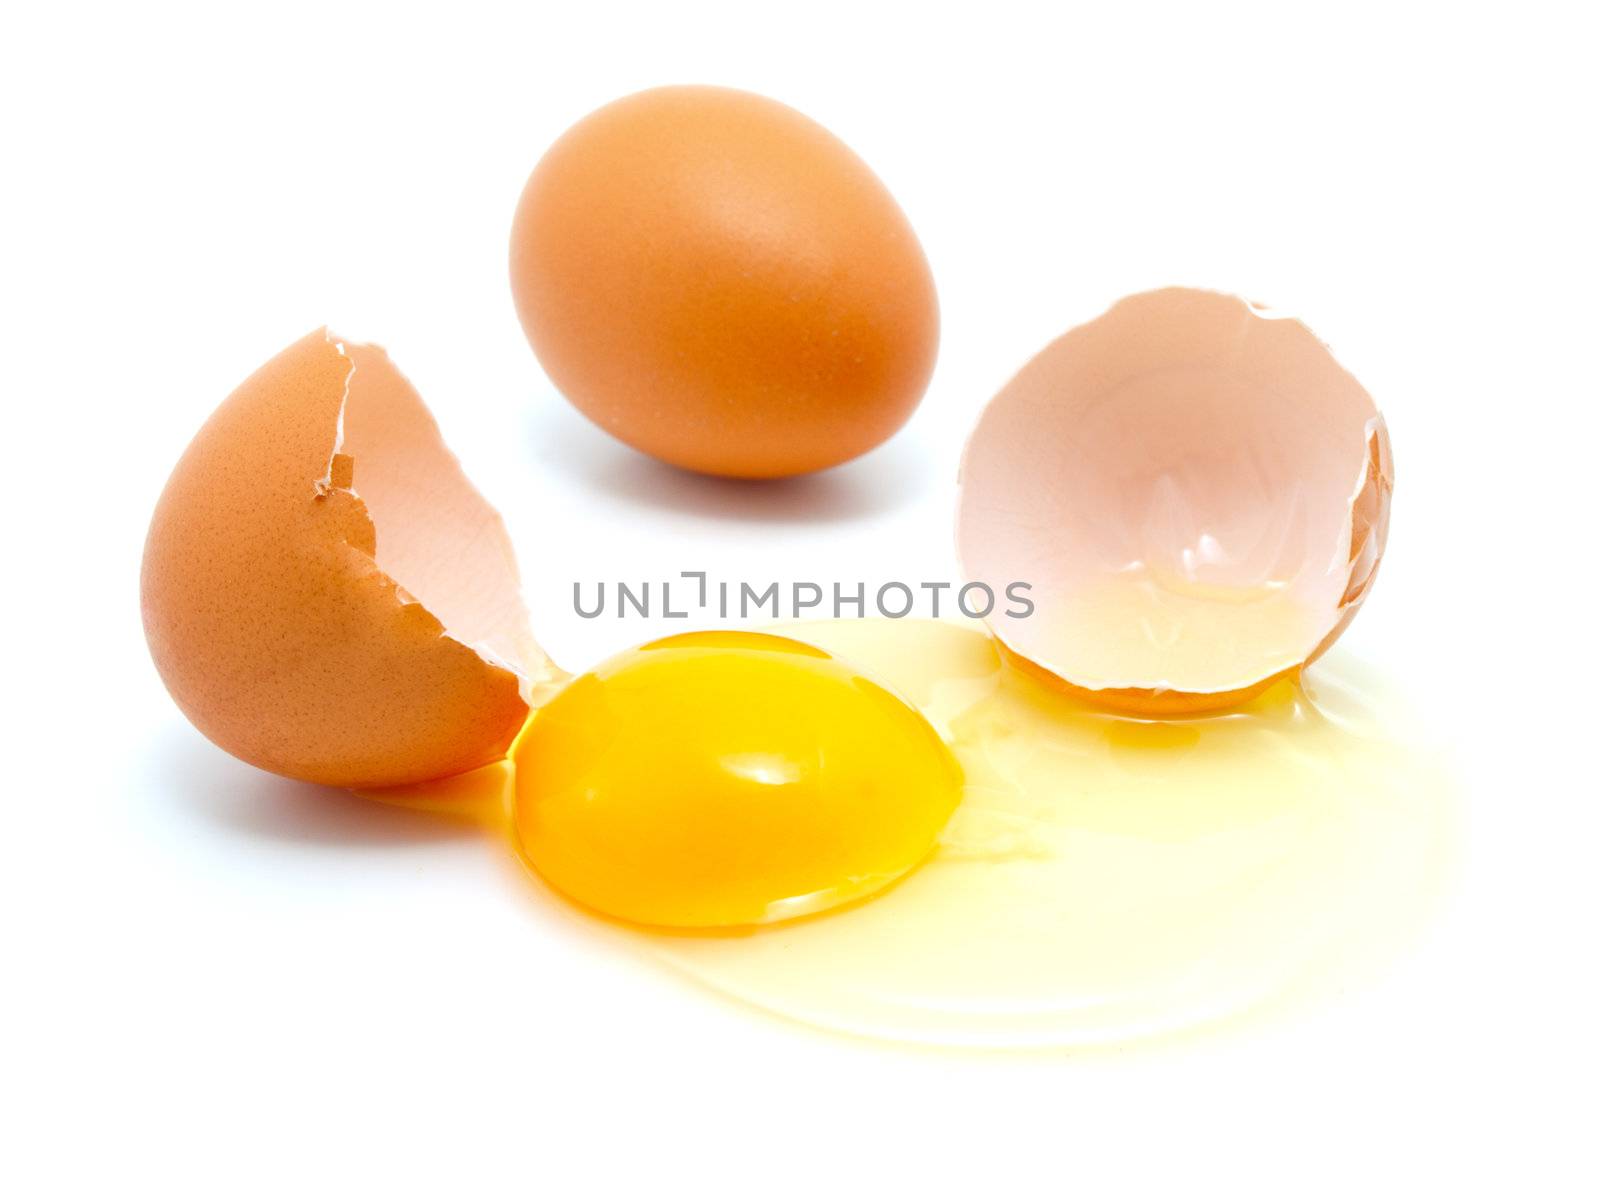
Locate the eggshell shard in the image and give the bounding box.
[957,288,1393,713]
[509,85,940,479]
[142,330,560,788]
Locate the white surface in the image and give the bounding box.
[3,2,1596,1187]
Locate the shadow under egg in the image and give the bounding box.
[148,726,483,849]
[524,395,935,525]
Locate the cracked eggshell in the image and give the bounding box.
[957,288,1392,714]
[141,330,561,788]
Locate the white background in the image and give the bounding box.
[4,2,1597,1186]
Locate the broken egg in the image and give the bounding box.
[509,85,940,478]
[957,288,1392,712]
[365,616,1454,1049]
[141,330,561,788]
[641,617,1454,1049]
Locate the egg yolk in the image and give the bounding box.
[510,631,963,929]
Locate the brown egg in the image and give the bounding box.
[957,288,1392,713]
[509,85,939,478]
[142,330,561,788]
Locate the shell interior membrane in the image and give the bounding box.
[957,288,1392,705]
[335,340,553,692]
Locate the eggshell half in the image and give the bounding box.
[509,85,940,479]
[957,288,1392,713]
[142,330,560,787]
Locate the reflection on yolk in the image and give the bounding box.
[509,631,964,929]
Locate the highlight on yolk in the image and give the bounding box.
[509,631,964,929]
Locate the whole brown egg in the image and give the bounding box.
[510,86,939,478]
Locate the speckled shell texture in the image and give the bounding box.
[142,331,534,787]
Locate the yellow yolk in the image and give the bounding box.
[509,631,963,928]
